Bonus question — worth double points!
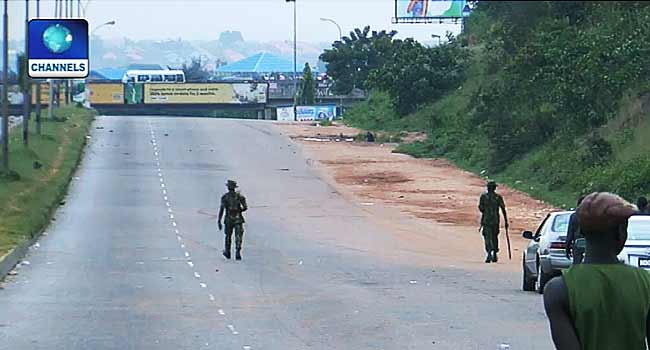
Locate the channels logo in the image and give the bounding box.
[28,19,89,78]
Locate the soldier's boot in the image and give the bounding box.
[235,249,242,261]
[485,253,492,263]
[222,249,231,260]
[492,251,498,263]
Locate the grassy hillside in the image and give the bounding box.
[342,2,650,208]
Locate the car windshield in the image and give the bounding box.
[551,213,571,233]
[627,218,650,240]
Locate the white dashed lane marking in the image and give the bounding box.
[227,325,239,335]
[149,121,249,345]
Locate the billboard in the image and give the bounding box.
[276,106,294,121]
[144,83,268,104]
[88,83,124,104]
[31,82,65,105]
[28,19,89,78]
[296,105,337,122]
[395,0,466,19]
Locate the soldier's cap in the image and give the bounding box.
[578,192,637,235]
[487,181,497,187]
[226,180,238,188]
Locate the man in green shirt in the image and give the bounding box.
[478,181,509,263]
[544,192,650,350]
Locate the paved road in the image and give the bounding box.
[0,116,554,350]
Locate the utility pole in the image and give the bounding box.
[285,0,297,120]
[320,17,343,116]
[2,0,9,170]
[34,0,41,134]
[22,0,30,146]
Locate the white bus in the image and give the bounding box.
[122,70,186,84]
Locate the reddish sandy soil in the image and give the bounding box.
[275,122,558,272]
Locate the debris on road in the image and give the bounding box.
[164,133,169,136]
[95,126,104,130]
[277,168,290,171]
[20,261,31,266]
[8,270,18,276]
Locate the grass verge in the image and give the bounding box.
[0,106,95,257]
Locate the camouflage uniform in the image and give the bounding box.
[479,189,506,262]
[219,180,248,260]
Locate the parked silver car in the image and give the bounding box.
[521,211,573,293]
[619,215,650,269]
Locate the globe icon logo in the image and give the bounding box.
[42,24,72,54]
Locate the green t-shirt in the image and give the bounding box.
[562,264,650,350]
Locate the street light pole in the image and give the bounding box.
[2,0,8,170]
[320,17,343,116]
[35,0,41,134]
[285,0,297,120]
[22,0,30,146]
[293,0,297,121]
[320,17,342,41]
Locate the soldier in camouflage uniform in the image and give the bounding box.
[478,181,509,263]
[218,180,248,261]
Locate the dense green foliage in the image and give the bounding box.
[298,63,315,105]
[340,1,650,205]
[320,26,398,94]
[368,35,467,116]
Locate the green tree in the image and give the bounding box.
[297,63,315,105]
[368,36,467,116]
[320,26,397,94]
[181,57,211,82]
[17,53,27,91]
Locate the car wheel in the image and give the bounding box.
[535,259,551,294]
[522,254,535,292]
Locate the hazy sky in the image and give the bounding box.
[5,0,460,44]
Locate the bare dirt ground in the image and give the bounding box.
[275,122,557,272]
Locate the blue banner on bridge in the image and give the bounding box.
[296,105,337,121]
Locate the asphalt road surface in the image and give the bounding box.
[0,116,554,350]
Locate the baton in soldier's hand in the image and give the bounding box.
[505,225,512,260]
